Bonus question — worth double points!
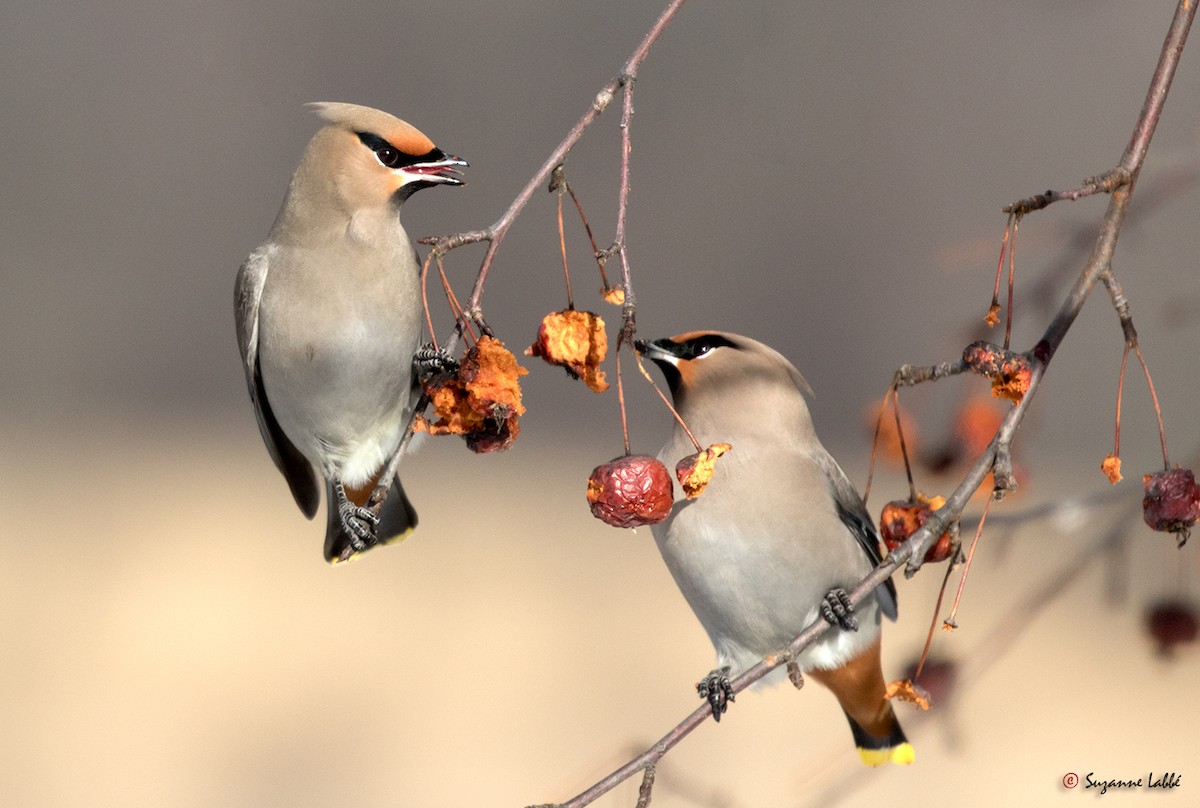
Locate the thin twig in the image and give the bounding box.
[422,0,688,331]
[613,74,639,344]
[1002,168,1132,216]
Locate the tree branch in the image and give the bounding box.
[420,0,687,332]
[527,0,1197,804]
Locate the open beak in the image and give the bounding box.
[403,150,468,186]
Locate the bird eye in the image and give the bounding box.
[375,147,401,168]
[682,334,736,360]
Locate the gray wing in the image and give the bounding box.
[234,246,320,519]
[813,451,899,621]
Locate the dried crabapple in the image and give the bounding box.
[962,340,1032,402]
[1142,467,1200,546]
[879,494,955,563]
[675,443,732,499]
[587,454,674,528]
[525,309,609,392]
[415,336,528,454]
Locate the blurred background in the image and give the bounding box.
[2,1,1199,805]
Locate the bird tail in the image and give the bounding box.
[807,638,915,767]
[323,477,418,564]
[845,711,914,767]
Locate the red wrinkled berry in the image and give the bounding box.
[1146,600,1199,657]
[1142,468,1200,547]
[880,498,955,563]
[587,455,675,528]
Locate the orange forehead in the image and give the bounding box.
[383,122,436,157]
[309,102,437,156]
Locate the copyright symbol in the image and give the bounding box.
[1063,772,1079,788]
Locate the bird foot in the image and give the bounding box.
[414,344,459,382]
[335,481,380,551]
[821,587,859,631]
[696,669,735,722]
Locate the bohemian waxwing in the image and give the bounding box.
[636,331,914,766]
[235,102,466,563]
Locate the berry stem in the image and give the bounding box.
[615,345,631,455]
[944,495,994,630]
[914,558,959,680]
[634,351,703,452]
[893,389,917,501]
[986,214,1012,327]
[1113,343,1129,461]
[564,181,614,297]
[1133,343,1171,469]
[1005,215,1019,349]
[420,252,439,353]
[555,181,576,309]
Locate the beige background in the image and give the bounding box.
[3,1,1199,806]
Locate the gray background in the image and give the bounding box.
[2,2,1198,806]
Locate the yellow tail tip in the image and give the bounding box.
[858,742,915,767]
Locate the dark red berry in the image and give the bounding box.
[587,455,675,528]
[1142,468,1200,547]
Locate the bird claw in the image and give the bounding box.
[820,587,859,631]
[414,344,459,381]
[696,670,734,722]
[335,481,380,551]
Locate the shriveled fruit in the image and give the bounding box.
[526,309,609,392]
[962,340,1032,402]
[676,443,732,499]
[1101,453,1123,485]
[587,454,674,528]
[879,494,955,563]
[1142,467,1200,546]
[415,336,528,454]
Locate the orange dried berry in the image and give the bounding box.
[675,443,732,499]
[989,367,1031,402]
[879,494,955,563]
[601,286,625,305]
[1142,467,1200,547]
[884,679,932,711]
[587,454,674,528]
[901,657,958,706]
[418,336,528,454]
[526,309,609,393]
[962,340,1032,402]
[1101,453,1123,485]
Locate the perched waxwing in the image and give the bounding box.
[636,332,914,766]
[235,102,466,563]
